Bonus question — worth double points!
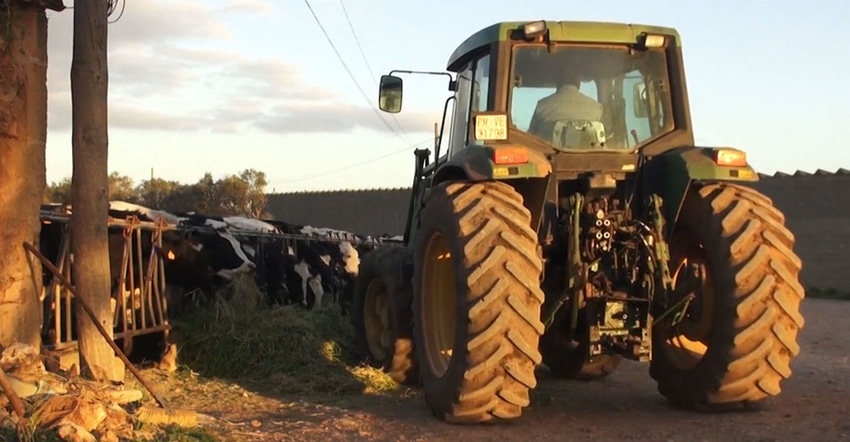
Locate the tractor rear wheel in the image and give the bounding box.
[650,182,805,410]
[352,246,418,385]
[413,181,545,424]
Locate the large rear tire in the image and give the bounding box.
[352,246,418,385]
[650,182,805,410]
[413,181,545,424]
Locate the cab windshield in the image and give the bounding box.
[509,44,674,151]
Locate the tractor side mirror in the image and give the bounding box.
[378,75,403,113]
[633,82,648,118]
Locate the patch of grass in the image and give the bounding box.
[139,424,219,442]
[0,427,18,442]
[0,425,62,442]
[807,287,850,300]
[172,273,398,395]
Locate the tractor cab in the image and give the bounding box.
[379,20,690,164]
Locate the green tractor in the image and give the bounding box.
[351,20,805,424]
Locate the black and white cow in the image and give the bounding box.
[75,202,257,318]
[258,220,362,311]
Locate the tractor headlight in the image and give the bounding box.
[523,20,547,39]
[635,33,667,49]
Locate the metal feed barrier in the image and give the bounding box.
[36,209,404,355]
[38,214,172,355]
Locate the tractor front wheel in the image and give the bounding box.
[413,181,545,424]
[352,246,418,385]
[650,182,805,410]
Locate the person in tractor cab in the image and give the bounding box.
[527,70,603,142]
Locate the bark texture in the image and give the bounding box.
[71,0,122,382]
[0,2,49,350]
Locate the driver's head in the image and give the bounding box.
[557,70,582,89]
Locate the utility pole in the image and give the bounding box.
[70,0,122,382]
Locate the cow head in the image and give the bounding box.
[338,241,360,277]
[155,230,214,293]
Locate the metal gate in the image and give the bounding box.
[39,215,170,355]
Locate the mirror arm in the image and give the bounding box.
[389,69,458,91]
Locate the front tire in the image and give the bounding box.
[413,181,545,424]
[352,246,418,385]
[650,182,805,410]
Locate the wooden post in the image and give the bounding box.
[70,0,122,382]
[0,1,51,349]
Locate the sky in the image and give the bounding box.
[42,0,850,193]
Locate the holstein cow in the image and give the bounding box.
[246,219,317,308]
[220,215,280,292]
[173,213,257,281]
[105,203,259,318]
[264,220,362,311]
[138,212,259,319]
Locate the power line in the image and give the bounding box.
[338,0,409,139]
[107,0,127,23]
[270,138,431,185]
[303,0,412,144]
[338,0,379,85]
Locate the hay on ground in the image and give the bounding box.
[173,273,398,395]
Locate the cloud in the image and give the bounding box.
[44,0,433,137]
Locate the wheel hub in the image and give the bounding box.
[420,232,457,378]
[663,241,716,370]
[364,279,392,361]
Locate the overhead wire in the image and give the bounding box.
[270,138,431,185]
[107,0,126,23]
[338,0,409,139]
[303,0,413,144]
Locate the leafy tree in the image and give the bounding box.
[44,168,271,217]
[239,169,269,218]
[108,171,138,202]
[217,174,252,216]
[160,184,202,214]
[44,177,73,204]
[195,173,220,214]
[136,178,181,209]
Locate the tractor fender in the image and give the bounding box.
[641,145,759,238]
[432,144,552,186]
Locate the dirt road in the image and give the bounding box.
[163,298,850,442]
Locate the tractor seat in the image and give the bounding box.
[552,120,607,150]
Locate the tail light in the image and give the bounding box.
[492,147,528,165]
[713,148,747,167]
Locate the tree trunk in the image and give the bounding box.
[0,2,48,350]
[71,0,122,382]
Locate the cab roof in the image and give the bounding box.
[446,20,682,72]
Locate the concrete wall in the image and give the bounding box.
[743,171,850,293]
[265,188,411,237]
[265,170,850,292]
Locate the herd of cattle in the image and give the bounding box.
[38,201,404,325]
